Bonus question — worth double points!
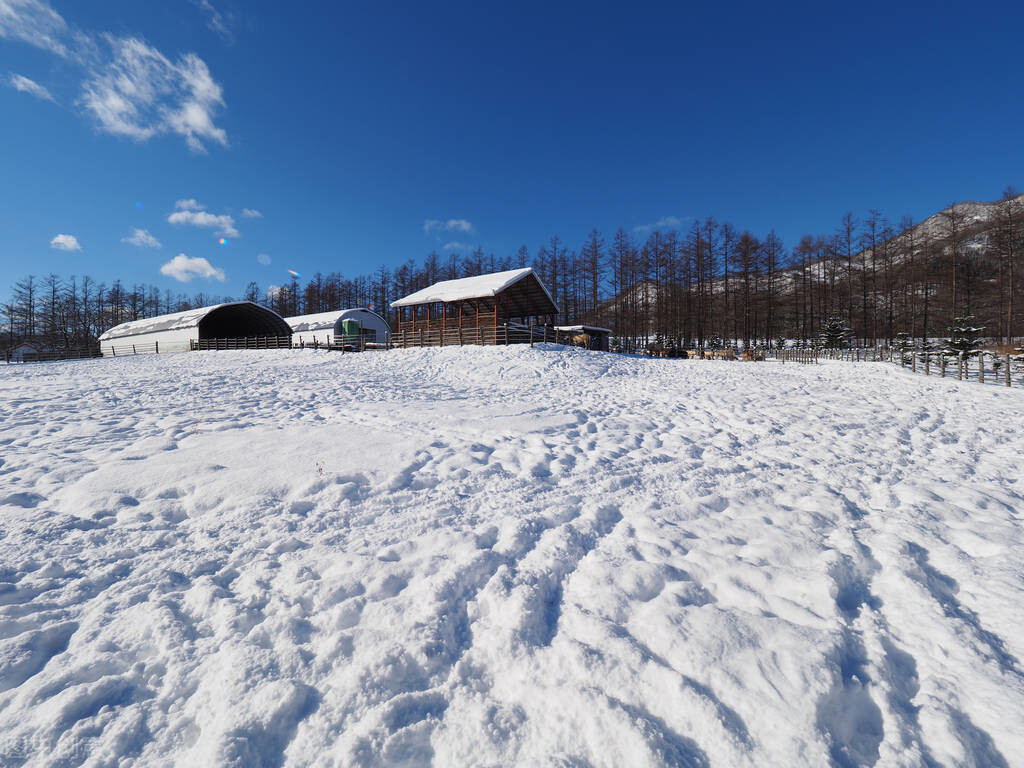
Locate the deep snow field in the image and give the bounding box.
[1,346,1022,767]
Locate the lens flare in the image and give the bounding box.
[287,269,301,278]
[218,237,229,246]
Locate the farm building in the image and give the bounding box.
[390,268,559,347]
[285,308,391,347]
[5,342,43,362]
[98,301,292,356]
[554,325,613,351]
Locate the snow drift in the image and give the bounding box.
[0,347,1022,766]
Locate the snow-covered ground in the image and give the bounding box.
[1,347,1022,767]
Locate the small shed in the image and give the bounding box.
[98,301,292,356]
[7,342,41,362]
[285,308,392,347]
[390,268,559,346]
[554,325,612,351]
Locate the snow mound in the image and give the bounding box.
[1,346,1022,766]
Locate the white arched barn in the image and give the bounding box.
[98,302,293,356]
[284,308,392,347]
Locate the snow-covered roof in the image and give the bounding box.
[98,302,290,341]
[99,304,227,341]
[284,308,389,334]
[390,268,556,309]
[284,310,345,333]
[555,325,613,334]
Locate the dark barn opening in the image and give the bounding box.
[197,303,293,339]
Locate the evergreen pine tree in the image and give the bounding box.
[944,315,984,358]
[818,313,851,349]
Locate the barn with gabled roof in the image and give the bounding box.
[389,268,559,347]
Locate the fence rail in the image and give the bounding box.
[4,346,102,364]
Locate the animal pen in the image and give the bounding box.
[390,268,560,347]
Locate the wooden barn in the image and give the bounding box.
[390,268,559,347]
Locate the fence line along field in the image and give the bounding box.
[1,346,1022,766]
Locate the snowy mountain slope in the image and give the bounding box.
[0,347,1022,766]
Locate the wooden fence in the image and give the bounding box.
[190,336,294,351]
[4,346,102,364]
[394,323,553,348]
[821,346,1024,388]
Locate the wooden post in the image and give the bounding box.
[1007,354,1013,387]
[530,324,534,347]
[979,354,984,384]
[442,302,447,346]
[155,341,159,354]
[911,350,916,372]
[958,352,964,380]
[924,352,929,375]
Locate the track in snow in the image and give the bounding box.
[0,346,1022,767]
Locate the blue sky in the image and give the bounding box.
[1,0,1022,298]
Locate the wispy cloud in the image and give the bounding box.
[191,0,234,42]
[159,253,225,282]
[241,208,262,219]
[80,36,227,153]
[50,233,81,250]
[121,228,161,248]
[633,215,689,234]
[167,202,239,238]
[7,72,55,101]
[0,0,228,152]
[443,241,472,251]
[0,0,70,57]
[424,218,473,235]
[256,253,271,265]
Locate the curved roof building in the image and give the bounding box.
[98,302,292,355]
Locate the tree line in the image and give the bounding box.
[3,189,1021,352]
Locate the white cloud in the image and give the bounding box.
[174,198,203,211]
[241,208,262,219]
[121,228,161,248]
[633,215,689,234]
[159,253,225,282]
[443,241,472,251]
[7,72,55,101]
[80,36,228,153]
[0,0,70,57]
[50,233,81,250]
[167,207,239,238]
[424,218,473,235]
[0,1,228,152]
[256,253,271,265]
